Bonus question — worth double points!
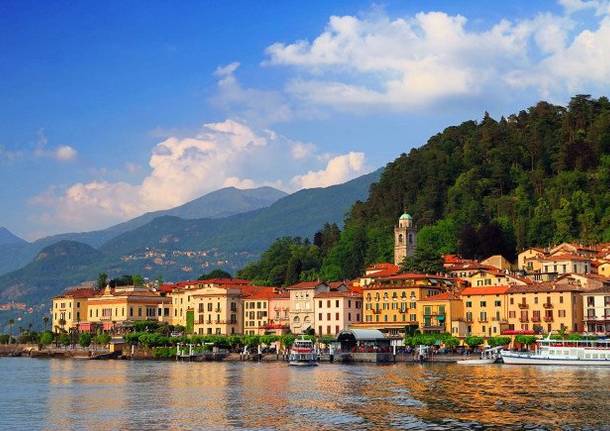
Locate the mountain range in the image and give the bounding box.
[0,170,381,304]
[0,186,287,275]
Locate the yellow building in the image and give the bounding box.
[517,248,546,272]
[86,285,171,331]
[506,283,584,334]
[356,274,457,338]
[243,287,290,335]
[168,278,250,332]
[191,285,243,335]
[481,255,512,271]
[52,286,95,331]
[417,292,466,337]
[460,286,510,338]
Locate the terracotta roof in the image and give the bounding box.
[587,285,610,294]
[507,283,584,294]
[286,281,326,290]
[199,278,250,285]
[384,273,453,281]
[314,290,362,299]
[58,287,98,299]
[328,281,348,289]
[460,286,510,296]
[243,286,289,300]
[420,292,462,301]
[364,263,400,277]
[158,284,176,293]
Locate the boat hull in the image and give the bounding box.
[457,359,496,365]
[288,361,318,367]
[502,353,610,366]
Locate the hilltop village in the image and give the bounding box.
[51,212,610,346]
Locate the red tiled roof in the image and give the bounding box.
[384,273,453,281]
[365,262,400,277]
[420,292,461,301]
[243,286,289,300]
[460,286,510,296]
[507,283,584,293]
[286,281,326,290]
[60,287,98,298]
[314,290,362,298]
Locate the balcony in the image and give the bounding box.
[544,316,553,322]
[519,317,529,323]
[543,303,553,309]
[531,316,541,322]
[518,303,529,309]
[372,309,381,314]
[478,318,488,323]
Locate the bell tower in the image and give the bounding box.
[394,212,416,265]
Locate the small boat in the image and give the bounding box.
[288,336,318,366]
[501,336,610,366]
[457,346,502,365]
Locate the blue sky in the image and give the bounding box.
[1,0,609,240]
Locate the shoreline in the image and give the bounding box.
[0,344,465,363]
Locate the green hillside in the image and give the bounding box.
[0,241,105,303]
[317,96,610,280]
[99,169,381,257]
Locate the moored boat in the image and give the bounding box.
[457,346,502,365]
[501,337,610,366]
[288,336,318,366]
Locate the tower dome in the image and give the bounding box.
[399,213,412,221]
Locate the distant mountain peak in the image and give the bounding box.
[0,227,27,246]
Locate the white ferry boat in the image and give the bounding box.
[457,346,502,365]
[501,337,610,366]
[288,336,319,366]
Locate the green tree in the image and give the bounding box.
[39,331,54,346]
[487,336,511,347]
[515,335,537,347]
[198,269,232,280]
[97,272,108,290]
[59,334,71,347]
[464,336,484,349]
[94,333,111,346]
[79,333,92,348]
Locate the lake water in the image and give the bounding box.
[0,358,608,430]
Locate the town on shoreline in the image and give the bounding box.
[2,213,609,363]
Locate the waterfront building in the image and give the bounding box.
[51,285,96,331]
[169,278,249,330]
[459,286,510,338]
[356,273,457,338]
[505,283,584,334]
[192,284,242,335]
[417,292,465,336]
[314,286,362,336]
[394,212,416,265]
[287,281,328,334]
[243,287,290,335]
[582,285,610,335]
[85,285,171,331]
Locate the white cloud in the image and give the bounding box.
[263,8,610,110]
[54,145,77,161]
[33,129,78,161]
[30,119,369,234]
[291,152,367,189]
[291,142,316,160]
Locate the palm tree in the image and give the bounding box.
[7,319,14,337]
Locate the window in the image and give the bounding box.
[480,301,486,307]
[335,312,339,320]
[318,300,322,308]
[327,300,331,308]
[465,301,472,308]
[207,303,212,312]
[348,312,351,321]
[327,313,331,320]
[318,313,322,320]
[336,300,339,307]
[494,300,501,307]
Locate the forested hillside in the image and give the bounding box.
[242,95,610,284]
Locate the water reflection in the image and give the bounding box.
[0,359,607,430]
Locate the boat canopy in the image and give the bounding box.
[337,329,386,342]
